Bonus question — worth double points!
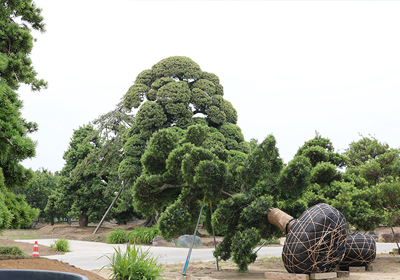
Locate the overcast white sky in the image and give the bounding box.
[20,0,400,172]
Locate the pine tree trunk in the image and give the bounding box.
[79,212,89,227]
[143,213,158,227]
[50,213,54,226]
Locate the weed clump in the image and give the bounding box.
[128,225,160,245]
[0,246,26,258]
[51,238,71,252]
[107,229,128,244]
[101,244,163,280]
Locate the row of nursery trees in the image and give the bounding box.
[0,2,399,272]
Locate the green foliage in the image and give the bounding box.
[51,238,71,252]
[376,179,400,227]
[101,244,163,280]
[128,225,160,244]
[345,137,400,186]
[0,82,36,190]
[261,237,281,245]
[16,168,58,223]
[345,134,390,166]
[211,136,311,271]
[331,135,400,231]
[133,127,312,271]
[0,246,26,257]
[0,0,47,91]
[295,133,349,210]
[119,57,315,272]
[296,131,334,157]
[133,124,241,237]
[124,56,229,129]
[119,56,244,195]
[72,102,138,224]
[241,135,283,190]
[57,124,113,226]
[310,162,339,185]
[4,191,39,229]
[44,191,67,225]
[0,1,46,232]
[231,228,260,272]
[0,190,12,231]
[277,156,312,200]
[107,229,128,244]
[159,193,202,239]
[330,181,382,231]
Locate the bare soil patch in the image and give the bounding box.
[0,220,143,243]
[0,257,105,280]
[160,254,400,280]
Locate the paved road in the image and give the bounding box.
[16,239,399,271]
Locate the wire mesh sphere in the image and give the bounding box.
[339,232,376,270]
[282,203,348,274]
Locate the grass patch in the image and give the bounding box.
[8,234,43,240]
[0,246,26,258]
[51,238,71,252]
[107,229,128,244]
[257,237,281,246]
[101,243,163,280]
[128,225,160,245]
[88,235,106,243]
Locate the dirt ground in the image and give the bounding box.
[0,222,400,280]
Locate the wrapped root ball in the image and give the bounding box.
[282,203,348,274]
[339,232,376,270]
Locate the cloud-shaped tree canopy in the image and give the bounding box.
[123,56,237,129]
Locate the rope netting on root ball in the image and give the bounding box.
[279,203,348,274]
[339,232,376,270]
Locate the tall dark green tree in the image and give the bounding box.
[211,136,312,272]
[72,102,137,224]
[0,81,36,190]
[295,132,348,206]
[0,0,47,91]
[0,0,46,230]
[0,1,46,187]
[119,56,248,180]
[132,124,234,236]
[0,168,12,231]
[119,56,249,226]
[135,125,312,271]
[57,125,112,227]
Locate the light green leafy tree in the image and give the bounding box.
[4,191,39,229]
[331,135,400,231]
[16,168,59,223]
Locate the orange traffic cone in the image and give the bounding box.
[32,241,39,257]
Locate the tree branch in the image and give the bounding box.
[150,183,189,194]
[137,183,189,198]
[240,182,246,193]
[0,130,14,148]
[219,189,234,197]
